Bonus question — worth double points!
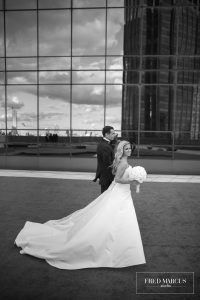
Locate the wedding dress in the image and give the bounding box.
[15,166,146,269]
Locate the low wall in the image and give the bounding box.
[0,156,200,175]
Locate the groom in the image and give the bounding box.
[93,126,117,193]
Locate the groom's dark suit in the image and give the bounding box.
[94,138,115,193]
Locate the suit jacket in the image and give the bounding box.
[94,139,115,186]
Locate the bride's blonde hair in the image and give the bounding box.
[111,140,130,175]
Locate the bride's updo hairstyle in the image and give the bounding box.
[111,140,130,175]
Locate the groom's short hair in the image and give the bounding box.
[102,126,114,137]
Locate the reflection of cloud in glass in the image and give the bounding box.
[6,11,37,56]
[39,10,71,56]
[1,96,24,109]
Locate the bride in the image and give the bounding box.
[15,141,146,269]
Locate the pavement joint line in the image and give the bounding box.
[0,170,200,183]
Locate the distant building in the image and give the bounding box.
[122,0,200,145]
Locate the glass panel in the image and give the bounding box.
[142,71,174,84]
[73,9,105,55]
[7,58,37,71]
[39,71,70,84]
[175,86,198,133]
[7,72,37,84]
[39,85,70,129]
[139,132,173,158]
[72,57,105,70]
[0,58,4,71]
[39,0,71,9]
[141,86,174,131]
[142,57,176,70]
[0,0,3,9]
[178,6,200,54]
[177,71,200,84]
[106,71,123,84]
[6,11,37,56]
[39,10,71,56]
[174,131,200,160]
[177,57,200,70]
[123,71,139,84]
[72,71,105,84]
[72,85,104,129]
[123,6,141,55]
[108,0,124,7]
[123,57,140,70]
[0,12,4,56]
[73,0,106,8]
[39,57,71,70]
[106,85,122,131]
[6,130,38,157]
[107,8,124,55]
[0,72,4,84]
[7,85,37,130]
[121,85,139,132]
[106,56,123,69]
[0,85,5,129]
[6,0,37,9]
[143,8,177,55]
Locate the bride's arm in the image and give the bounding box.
[114,163,131,184]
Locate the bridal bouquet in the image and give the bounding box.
[128,166,147,193]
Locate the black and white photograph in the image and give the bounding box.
[0,0,200,299]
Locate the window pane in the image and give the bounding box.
[175,86,197,133]
[72,85,104,129]
[39,0,71,9]
[6,0,37,9]
[142,71,174,84]
[141,85,174,131]
[39,71,70,84]
[124,6,141,55]
[39,57,71,70]
[106,71,123,84]
[0,72,4,84]
[73,0,106,8]
[107,8,124,55]
[0,86,5,129]
[106,85,122,130]
[143,8,177,55]
[123,71,139,84]
[72,71,105,84]
[106,56,123,69]
[39,10,71,56]
[7,58,37,71]
[178,6,200,55]
[139,132,172,158]
[142,57,176,70]
[0,12,4,56]
[73,9,105,55]
[6,11,37,56]
[7,72,37,84]
[72,57,105,70]
[39,85,70,129]
[7,86,37,130]
[178,71,200,84]
[108,0,124,7]
[178,57,200,70]
[122,85,139,131]
[0,58,4,71]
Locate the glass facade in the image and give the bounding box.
[0,0,200,160]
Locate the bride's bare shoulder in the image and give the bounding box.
[116,160,129,175]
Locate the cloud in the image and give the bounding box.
[1,96,24,109]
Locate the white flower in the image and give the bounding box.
[128,166,147,183]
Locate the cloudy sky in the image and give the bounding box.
[0,3,125,134]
